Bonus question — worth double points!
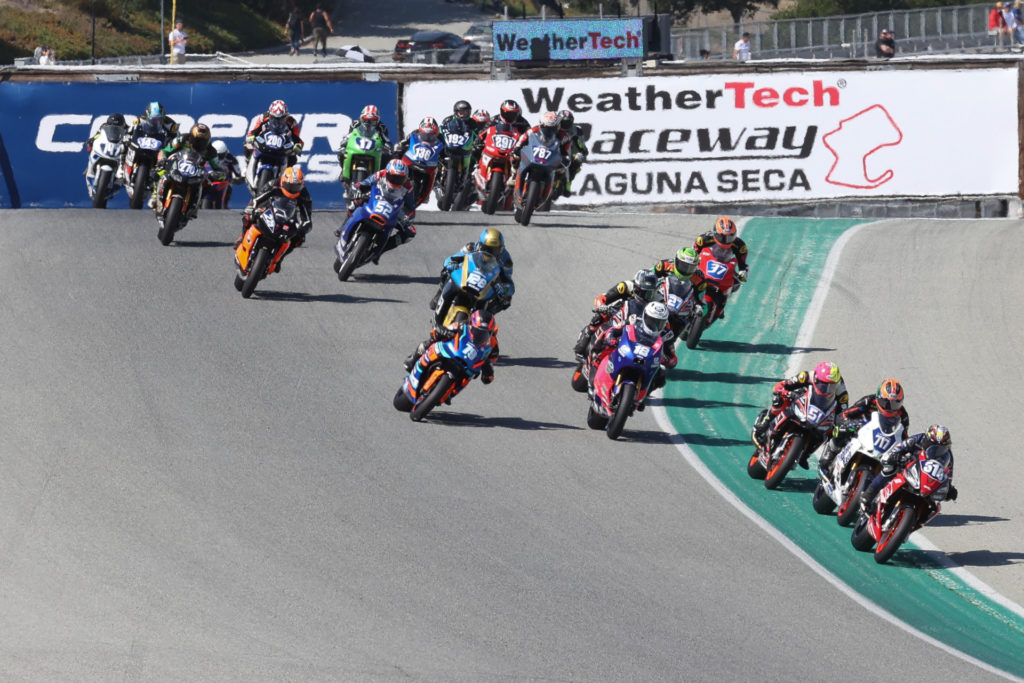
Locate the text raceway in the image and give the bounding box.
[0,81,398,209]
[404,69,1017,206]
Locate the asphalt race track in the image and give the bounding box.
[0,208,1012,680]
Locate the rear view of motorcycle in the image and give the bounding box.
[234,196,302,298]
[155,150,206,246]
[85,120,126,209]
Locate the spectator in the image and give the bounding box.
[874,28,896,58]
[699,48,710,59]
[286,8,304,56]
[38,45,55,65]
[733,32,751,60]
[32,45,43,64]
[1002,1,1024,44]
[168,19,187,64]
[308,4,333,57]
[989,2,1008,45]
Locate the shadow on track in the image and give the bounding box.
[253,290,404,304]
[660,397,759,410]
[670,368,776,385]
[700,340,835,356]
[770,477,818,494]
[944,549,1024,568]
[926,514,1011,528]
[499,356,577,369]
[426,412,580,431]
[173,239,236,248]
[350,272,438,286]
[673,432,754,447]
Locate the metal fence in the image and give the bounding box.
[673,2,1015,60]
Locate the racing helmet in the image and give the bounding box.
[383,159,408,189]
[713,216,737,247]
[453,100,472,121]
[106,113,126,128]
[558,109,575,132]
[478,228,504,257]
[268,99,289,119]
[145,101,165,120]
[189,123,211,152]
[359,104,380,129]
[417,116,440,143]
[471,109,490,126]
[499,99,521,124]
[468,309,495,345]
[811,361,841,396]
[538,111,560,142]
[640,301,669,338]
[926,424,951,446]
[633,269,659,302]
[674,247,699,279]
[279,166,304,199]
[211,140,229,156]
[874,378,904,417]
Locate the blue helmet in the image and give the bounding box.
[478,228,504,257]
[145,101,165,119]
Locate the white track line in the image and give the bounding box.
[652,219,1022,681]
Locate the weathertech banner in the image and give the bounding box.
[404,70,1017,205]
[492,19,643,61]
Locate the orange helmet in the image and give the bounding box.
[714,216,737,247]
[874,378,905,417]
[280,166,304,199]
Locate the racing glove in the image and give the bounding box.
[737,268,749,282]
[593,293,608,307]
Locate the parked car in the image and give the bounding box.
[462,22,494,54]
[393,30,482,64]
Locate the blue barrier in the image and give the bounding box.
[0,80,398,209]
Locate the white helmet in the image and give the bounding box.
[641,301,669,338]
[211,140,229,156]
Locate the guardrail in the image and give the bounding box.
[672,2,1011,59]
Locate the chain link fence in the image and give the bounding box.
[673,2,1013,60]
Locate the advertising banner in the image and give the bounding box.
[405,70,1018,206]
[0,80,398,209]
[492,19,644,61]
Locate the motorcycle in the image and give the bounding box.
[685,245,740,350]
[400,132,444,207]
[585,322,664,440]
[340,123,389,211]
[747,386,837,490]
[155,150,206,246]
[233,196,303,299]
[393,329,490,421]
[122,118,167,210]
[333,183,407,281]
[244,120,296,194]
[474,125,518,215]
[434,118,475,211]
[570,298,647,393]
[512,133,562,226]
[812,411,906,526]
[658,275,699,367]
[850,446,951,564]
[432,250,504,329]
[85,121,125,209]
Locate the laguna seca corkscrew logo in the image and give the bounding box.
[821,105,903,189]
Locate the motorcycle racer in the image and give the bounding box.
[336,159,417,260]
[489,99,531,137]
[695,216,749,273]
[392,116,444,207]
[128,101,179,144]
[860,424,958,515]
[468,108,491,136]
[150,123,224,214]
[752,361,850,467]
[441,100,474,129]
[573,269,660,360]
[557,109,589,195]
[590,300,671,404]
[511,111,571,176]
[652,246,707,295]
[235,167,313,268]
[245,99,304,166]
[335,104,393,196]
[404,309,500,379]
[429,228,515,315]
[818,378,910,473]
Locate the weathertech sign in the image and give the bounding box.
[405,70,1017,205]
[492,19,643,61]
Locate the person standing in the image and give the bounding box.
[874,28,896,58]
[309,4,333,57]
[286,8,304,56]
[168,19,187,64]
[733,32,751,60]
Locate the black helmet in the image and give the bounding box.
[106,113,126,128]
[499,99,521,124]
[453,100,472,120]
[632,269,658,302]
[558,109,574,131]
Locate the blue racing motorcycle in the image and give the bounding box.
[433,250,504,328]
[333,182,408,281]
[393,327,493,421]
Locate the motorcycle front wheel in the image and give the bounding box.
[850,515,875,551]
[158,196,183,246]
[438,162,457,211]
[130,162,150,209]
[812,481,837,514]
[605,383,635,440]
[747,451,767,479]
[92,168,112,209]
[764,434,803,490]
[410,373,452,422]
[837,466,872,527]
[337,231,370,282]
[873,503,916,564]
[482,170,503,215]
[241,248,270,299]
[685,313,706,350]
[517,180,541,226]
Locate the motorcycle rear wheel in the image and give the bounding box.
[764,434,803,490]
[850,516,875,551]
[873,503,916,564]
[158,196,183,246]
[410,373,452,422]
[571,362,588,393]
[812,481,837,514]
[92,168,112,209]
[241,248,270,299]
[606,383,635,440]
[393,388,413,412]
[517,180,540,226]
[586,404,608,430]
[482,171,503,215]
[337,232,370,282]
[130,162,150,210]
[837,466,871,527]
[747,451,767,479]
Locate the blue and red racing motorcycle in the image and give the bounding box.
[393,327,493,422]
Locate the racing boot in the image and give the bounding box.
[751,409,770,449]
[662,341,678,370]
[573,326,594,361]
[817,439,840,473]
